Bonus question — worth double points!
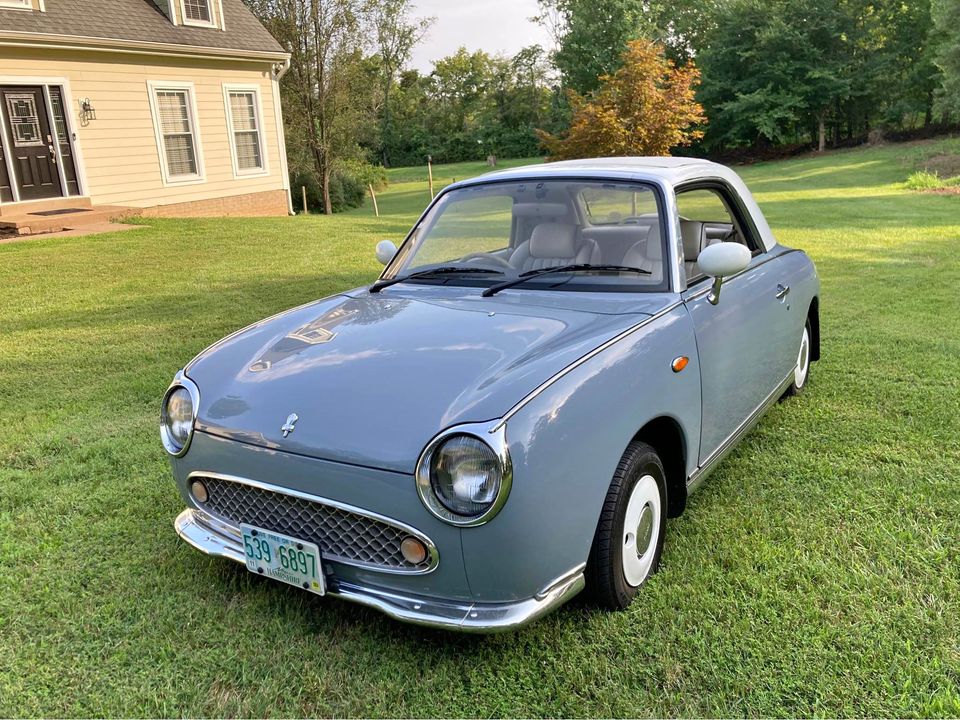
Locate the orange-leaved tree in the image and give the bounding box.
[538,39,706,160]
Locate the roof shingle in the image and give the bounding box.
[0,0,285,56]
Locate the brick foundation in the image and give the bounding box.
[140,189,291,218]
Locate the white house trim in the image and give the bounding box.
[0,32,289,63]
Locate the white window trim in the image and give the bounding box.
[146,80,206,186]
[179,0,218,28]
[222,84,270,179]
[0,0,34,11]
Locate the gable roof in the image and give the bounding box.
[0,0,286,59]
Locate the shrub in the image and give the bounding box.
[290,160,388,214]
[905,170,945,191]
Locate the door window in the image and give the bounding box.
[6,95,43,147]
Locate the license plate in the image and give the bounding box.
[240,524,325,596]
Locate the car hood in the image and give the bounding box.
[187,288,672,473]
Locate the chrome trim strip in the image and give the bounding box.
[186,471,440,575]
[415,421,513,528]
[160,370,200,457]
[492,301,685,431]
[175,508,584,633]
[686,370,795,495]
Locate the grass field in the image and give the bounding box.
[2,141,959,717]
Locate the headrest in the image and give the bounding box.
[530,223,578,259]
[680,220,705,261]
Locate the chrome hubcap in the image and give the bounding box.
[622,474,661,587]
[635,505,653,558]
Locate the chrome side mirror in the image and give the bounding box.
[376,240,398,266]
[698,243,752,305]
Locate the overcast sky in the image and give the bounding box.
[408,0,554,73]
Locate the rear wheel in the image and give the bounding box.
[586,441,667,610]
[785,318,812,397]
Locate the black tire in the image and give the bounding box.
[784,317,813,397]
[586,441,668,611]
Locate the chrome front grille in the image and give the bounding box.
[197,475,436,573]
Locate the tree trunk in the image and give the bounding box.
[817,115,826,153]
[322,166,332,216]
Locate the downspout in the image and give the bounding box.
[272,57,294,216]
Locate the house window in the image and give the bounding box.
[0,0,33,10]
[181,0,214,25]
[148,83,204,183]
[225,89,266,175]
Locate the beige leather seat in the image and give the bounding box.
[621,226,664,284]
[509,223,601,272]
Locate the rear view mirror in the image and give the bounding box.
[376,240,398,266]
[698,243,751,305]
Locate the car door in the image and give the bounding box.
[678,183,795,465]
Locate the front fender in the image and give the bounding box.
[461,303,701,602]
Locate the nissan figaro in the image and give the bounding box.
[163,157,820,632]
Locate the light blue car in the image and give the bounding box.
[163,158,820,632]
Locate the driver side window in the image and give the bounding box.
[675,187,748,284]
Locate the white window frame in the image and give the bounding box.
[179,0,217,28]
[146,80,206,186]
[0,0,34,10]
[222,84,269,179]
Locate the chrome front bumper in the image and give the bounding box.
[175,508,585,633]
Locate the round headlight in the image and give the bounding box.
[430,434,502,517]
[161,380,197,456]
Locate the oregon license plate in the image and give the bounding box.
[240,524,325,596]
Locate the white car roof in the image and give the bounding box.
[471,156,735,187]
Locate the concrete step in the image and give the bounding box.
[0,196,93,218]
[0,205,140,236]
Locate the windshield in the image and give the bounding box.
[387,180,669,293]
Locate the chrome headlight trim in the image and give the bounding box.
[415,421,513,527]
[160,370,200,457]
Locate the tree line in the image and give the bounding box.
[245,0,960,213]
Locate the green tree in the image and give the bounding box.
[247,0,376,214]
[933,0,960,116]
[536,0,649,94]
[696,0,854,151]
[372,0,433,166]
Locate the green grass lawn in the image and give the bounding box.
[2,142,959,717]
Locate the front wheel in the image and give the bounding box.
[784,318,813,397]
[586,441,667,610]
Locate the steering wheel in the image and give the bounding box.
[461,252,513,269]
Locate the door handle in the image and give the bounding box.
[48,144,57,164]
[776,284,790,300]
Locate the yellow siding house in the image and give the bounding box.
[0,0,292,220]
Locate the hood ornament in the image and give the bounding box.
[281,413,299,438]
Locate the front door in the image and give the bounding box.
[0,86,63,201]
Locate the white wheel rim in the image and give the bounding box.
[795,326,810,388]
[621,474,661,588]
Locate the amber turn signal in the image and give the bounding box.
[400,537,428,565]
[671,356,690,373]
[190,479,209,504]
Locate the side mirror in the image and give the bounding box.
[697,243,751,305]
[376,240,398,266]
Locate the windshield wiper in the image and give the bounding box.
[482,264,652,297]
[370,266,504,294]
